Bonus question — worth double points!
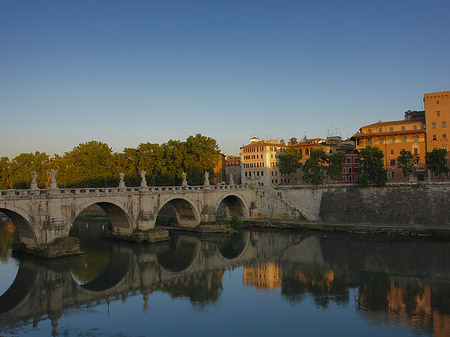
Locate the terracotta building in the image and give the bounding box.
[352,120,427,181]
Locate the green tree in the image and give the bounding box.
[327,151,346,182]
[0,157,10,189]
[8,152,50,189]
[426,148,449,180]
[184,134,220,185]
[302,148,328,185]
[397,149,414,180]
[277,148,303,175]
[359,146,387,187]
[56,141,115,188]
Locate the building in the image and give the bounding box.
[280,136,359,185]
[404,110,425,123]
[224,156,241,185]
[240,137,287,186]
[352,120,427,181]
[424,91,450,181]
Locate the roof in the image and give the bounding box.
[240,140,287,149]
[360,120,422,129]
[352,129,426,138]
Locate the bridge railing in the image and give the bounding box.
[0,184,249,199]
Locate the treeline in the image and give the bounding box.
[0,134,220,189]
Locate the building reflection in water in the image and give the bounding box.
[244,263,281,290]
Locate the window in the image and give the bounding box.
[391,171,396,178]
[414,159,419,165]
[349,176,352,182]
[414,136,418,142]
[368,129,372,133]
[414,148,418,156]
[443,122,447,128]
[368,140,372,145]
[261,171,263,176]
[379,139,383,144]
[390,127,394,132]
[432,123,436,129]
[379,128,383,133]
[413,125,417,130]
[437,111,440,117]
[348,168,352,174]
[433,135,437,141]
[306,149,309,155]
[390,159,396,166]
[401,126,405,131]
[443,134,447,140]
[355,158,359,163]
[402,137,406,143]
[390,149,395,155]
[390,138,395,144]
[347,158,351,163]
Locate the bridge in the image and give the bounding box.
[0,182,260,249]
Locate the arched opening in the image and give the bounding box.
[0,209,37,248]
[418,174,425,181]
[215,195,247,220]
[70,202,132,238]
[157,233,199,272]
[156,198,199,227]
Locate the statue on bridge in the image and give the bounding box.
[50,169,58,190]
[119,172,126,188]
[204,171,210,186]
[140,170,147,188]
[30,171,39,190]
[182,172,188,187]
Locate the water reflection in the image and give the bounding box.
[0,224,449,336]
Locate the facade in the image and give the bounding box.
[224,156,241,185]
[280,136,359,185]
[353,120,427,181]
[240,137,287,186]
[338,147,360,184]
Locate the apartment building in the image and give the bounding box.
[240,137,287,186]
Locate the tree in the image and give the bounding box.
[302,148,328,185]
[56,141,114,188]
[277,148,302,175]
[0,157,10,189]
[397,149,414,180]
[327,151,346,182]
[426,148,449,180]
[8,152,50,189]
[359,146,387,187]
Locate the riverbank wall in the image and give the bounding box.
[266,183,450,226]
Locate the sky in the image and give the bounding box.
[1,0,450,158]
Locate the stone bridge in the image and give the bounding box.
[0,184,262,248]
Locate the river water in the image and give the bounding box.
[0,218,450,337]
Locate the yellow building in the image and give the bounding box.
[424,91,450,180]
[240,137,287,186]
[353,120,427,181]
[425,91,450,151]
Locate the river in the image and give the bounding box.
[0,217,449,337]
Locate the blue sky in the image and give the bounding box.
[1,0,449,158]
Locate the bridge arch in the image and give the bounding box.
[157,234,201,273]
[215,193,249,220]
[0,207,38,248]
[157,197,200,227]
[216,231,251,260]
[71,200,133,234]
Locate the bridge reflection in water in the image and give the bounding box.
[1,220,450,337]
